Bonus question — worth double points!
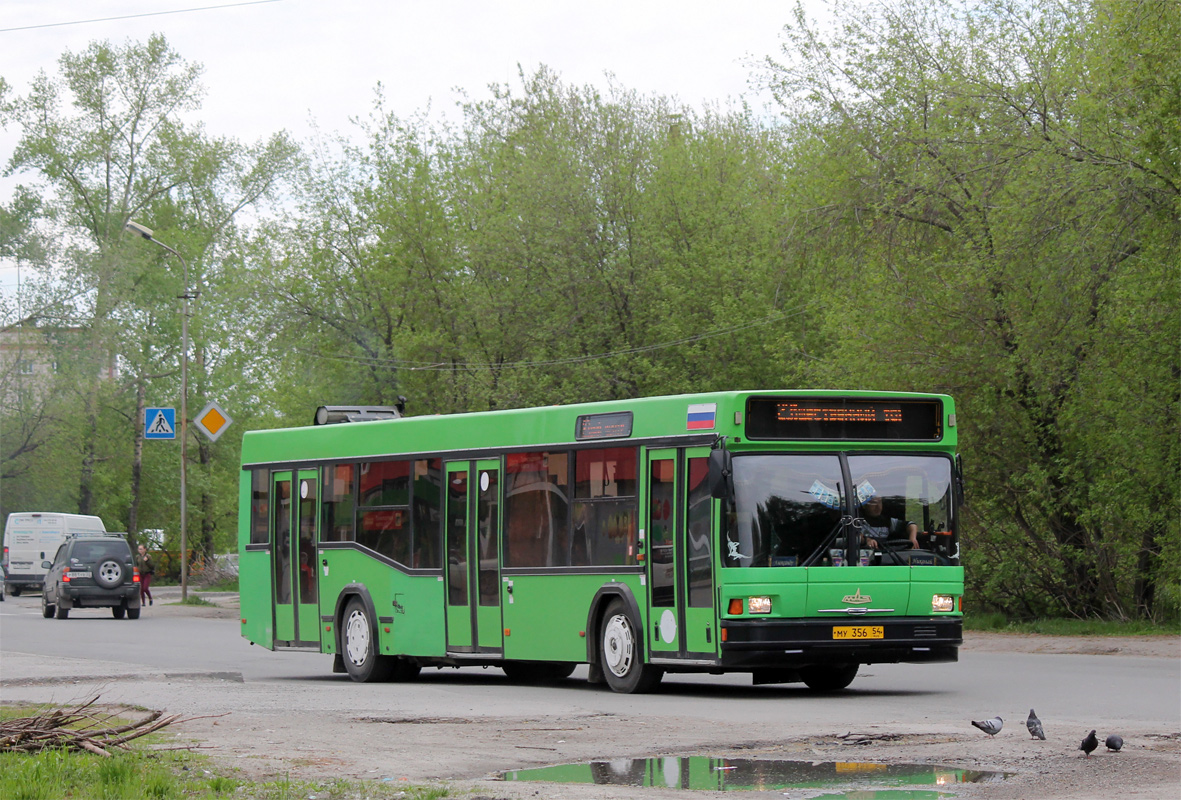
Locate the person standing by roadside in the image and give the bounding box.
[136,544,155,606]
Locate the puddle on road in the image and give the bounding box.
[500,757,1014,798]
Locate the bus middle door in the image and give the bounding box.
[444,460,504,654]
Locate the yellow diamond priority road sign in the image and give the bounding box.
[194,400,233,442]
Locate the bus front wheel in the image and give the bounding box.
[599,599,663,694]
[800,662,858,691]
[341,598,393,683]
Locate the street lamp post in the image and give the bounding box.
[126,220,192,601]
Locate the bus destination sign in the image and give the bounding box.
[576,411,634,441]
[745,397,942,440]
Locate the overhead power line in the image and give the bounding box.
[0,0,283,33]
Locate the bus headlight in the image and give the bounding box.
[748,596,772,614]
[932,594,955,613]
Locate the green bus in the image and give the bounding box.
[238,390,963,693]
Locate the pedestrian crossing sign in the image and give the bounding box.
[145,408,176,439]
[194,401,232,442]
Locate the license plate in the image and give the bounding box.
[833,625,884,640]
[66,571,92,579]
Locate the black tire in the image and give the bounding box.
[503,661,577,683]
[127,606,141,619]
[12,586,22,597]
[42,592,54,618]
[800,663,859,691]
[112,605,126,619]
[599,599,663,694]
[341,597,393,682]
[95,559,125,589]
[55,603,69,620]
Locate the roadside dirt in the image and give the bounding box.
[152,597,1180,800]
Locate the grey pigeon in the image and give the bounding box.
[1026,709,1046,740]
[971,716,1003,737]
[1080,729,1098,757]
[1105,734,1123,752]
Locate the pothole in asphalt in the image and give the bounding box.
[499,757,1014,797]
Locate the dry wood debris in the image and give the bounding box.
[0,696,191,757]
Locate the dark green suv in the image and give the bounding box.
[42,534,141,619]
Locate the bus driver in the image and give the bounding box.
[859,495,919,550]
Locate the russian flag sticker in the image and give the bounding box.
[686,403,717,430]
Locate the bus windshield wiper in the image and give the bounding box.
[803,517,852,567]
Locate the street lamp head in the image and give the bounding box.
[125,220,154,240]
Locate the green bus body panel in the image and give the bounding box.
[502,575,644,662]
[718,565,963,619]
[317,549,447,657]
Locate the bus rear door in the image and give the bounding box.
[272,469,320,647]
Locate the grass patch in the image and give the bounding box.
[2,702,447,799]
[201,577,239,592]
[965,612,1181,636]
[175,595,217,607]
[0,748,451,800]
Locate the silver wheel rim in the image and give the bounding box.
[603,613,635,678]
[345,608,370,667]
[99,561,122,584]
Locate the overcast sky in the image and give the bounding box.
[1,0,810,295]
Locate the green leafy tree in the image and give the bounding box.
[763,0,1179,619]
[2,35,297,562]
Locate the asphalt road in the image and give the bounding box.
[2,589,1178,798]
[2,590,1177,724]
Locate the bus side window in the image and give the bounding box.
[573,447,638,567]
[250,469,269,545]
[412,459,442,569]
[504,451,569,568]
[321,463,356,542]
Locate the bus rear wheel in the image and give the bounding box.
[341,598,393,683]
[800,662,858,691]
[599,599,663,694]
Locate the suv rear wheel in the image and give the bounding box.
[54,603,69,619]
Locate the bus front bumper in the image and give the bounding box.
[719,616,962,668]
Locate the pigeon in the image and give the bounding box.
[1105,734,1123,752]
[1026,709,1046,740]
[1079,729,1098,757]
[971,716,1003,737]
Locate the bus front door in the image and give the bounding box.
[645,447,717,661]
[444,460,504,654]
[272,469,320,648]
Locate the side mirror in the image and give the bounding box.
[955,453,965,503]
[708,448,734,500]
[42,560,52,569]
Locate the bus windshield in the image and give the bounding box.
[722,454,957,567]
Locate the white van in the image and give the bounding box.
[3,512,107,596]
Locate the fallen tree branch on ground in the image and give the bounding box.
[0,696,213,756]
